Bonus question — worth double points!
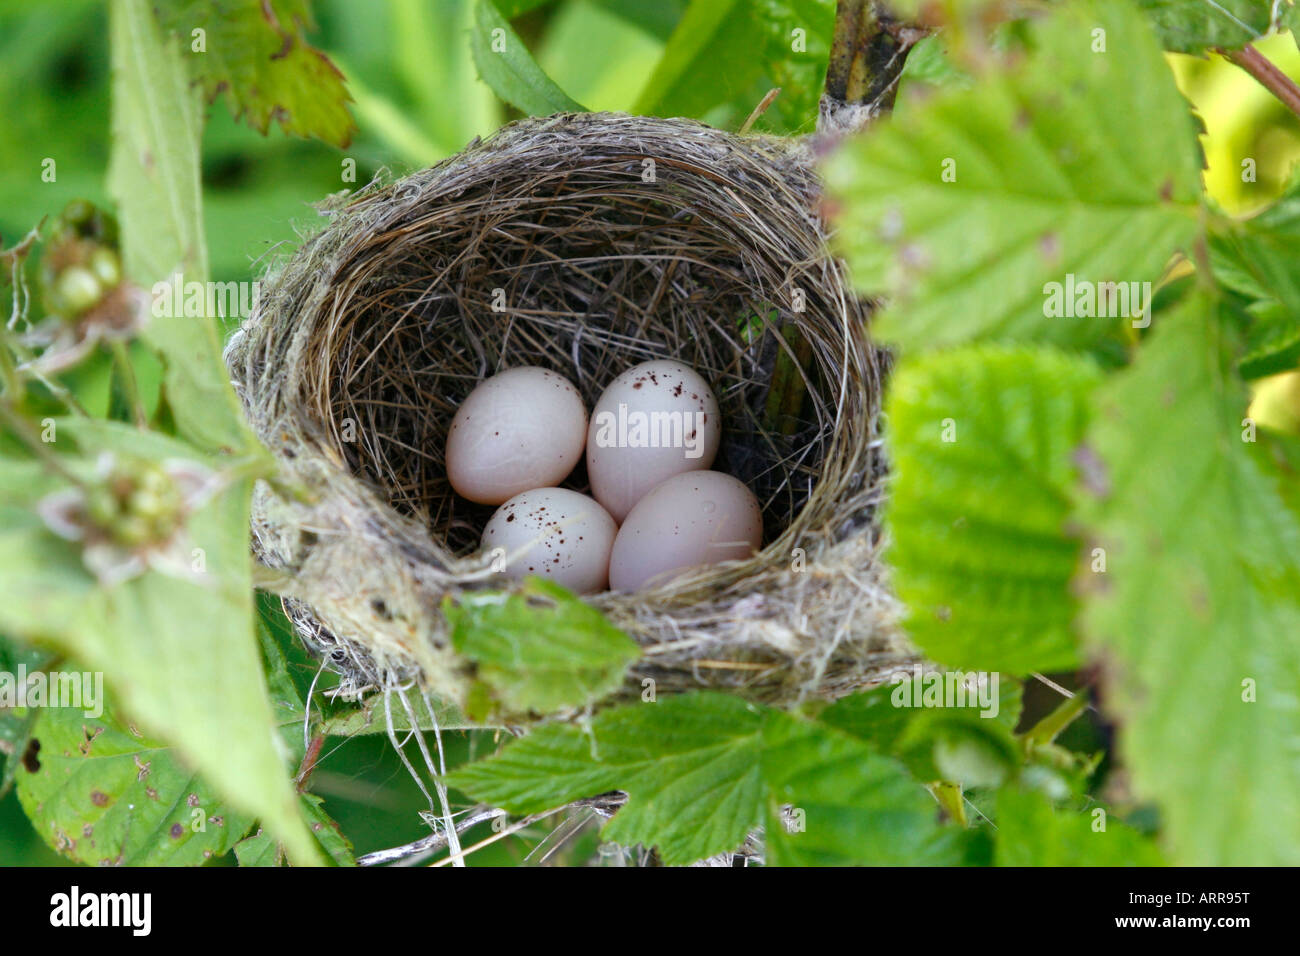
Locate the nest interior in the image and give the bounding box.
[227,111,916,712]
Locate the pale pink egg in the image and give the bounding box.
[586,359,721,522]
[608,471,761,591]
[446,367,586,505]
[482,488,617,595]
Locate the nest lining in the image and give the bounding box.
[226,111,918,713]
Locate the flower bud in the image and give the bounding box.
[89,247,121,288]
[933,734,1011,790]
[53,265,102,316]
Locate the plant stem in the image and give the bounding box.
[32,371,90,416]
[0,337,21,399]
[110,340,147,428]
[825,0,922,114]
[1024,689,1090,747]
[1220,44,1300,120]
[295,734,325,790]
[929,781,969,827]
[0,400,85,487]
[1,333,91,416]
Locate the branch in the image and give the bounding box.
[356,794,628,867]
[1220,43,1300,121]
[356,807,506,866]
[824,0,924,116]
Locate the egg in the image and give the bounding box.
[481,488,617,594]
[446,366,586,505]
[586,359,721,522]
[608,470,762,591]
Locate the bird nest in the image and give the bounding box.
[225,110,917,719]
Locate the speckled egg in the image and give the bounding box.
[586,359,721,522]
[481,487,617,594]
[608,470,762,591]
[446,366,586,505]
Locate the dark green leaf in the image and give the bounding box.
[762,714,965,865]
[1239,300,1300,378]
[233,793,355,866]
[994,788,1165,865]
[634,0,834,134]
[819,673,1022,782]
[1135,0,1277,54]
[1210,167,1300,377]
[595,0,688,39]
[471,0,586,115]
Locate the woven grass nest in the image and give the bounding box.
[225,110,919,718]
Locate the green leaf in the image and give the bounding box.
[898,34,974,98]
[595,0,688,40]
[232,825,280,866]
[1134,0,1277,54]
[443,577,640,718]
[318,695,477,737]
[0,490,96,640]
[819,673,1023,782]
[107,0,256,455]
[761,715,965,865]
[1076,292,1300,865]
[1285,0,1300,40]
[255,597,314,752]
[240,609,357,866]
[884,347,1102,673]
[1210,168,1300,377]
[291,792,354,864]
[0,636,55,798]
[452,693,765,863]
[0,420,322,865]
[490,0,555,15]
[471,0,586,115]
[634,0,834,134]
[234,793,355,866]
[1239,300,1300,378]
[450,692,959,865]
[16,696,255,866]
[825,0,1202,351]
[1260,427,1300,517]
[994,788,1165,865]
[156,0,355,147]
[254,591,481,738]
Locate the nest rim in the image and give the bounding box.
[228,110,914,714]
